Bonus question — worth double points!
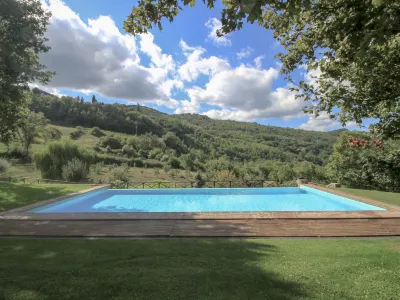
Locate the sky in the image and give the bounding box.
[36,0,368,132]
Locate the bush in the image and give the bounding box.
[110,165,130,182]
[122,145,136,157]
[92,162,104,175]
[62,158,89,182]
[167,157,181,169]
[194,173,205,188]
[148,148,164,160]
[69,126,85,139]
[110,180,127,189]
[90,127,105,137]
[34,140,95,179]
[2,145,26,159]
[0,158,11,174]
[97,136,122,149]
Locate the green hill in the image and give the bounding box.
[0,92,349,183]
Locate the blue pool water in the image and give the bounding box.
[30,186,384,213]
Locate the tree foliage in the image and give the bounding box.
[16,111,47,155]
[0,0,53,143]
[326,132,400,191]
[124,0,400,138]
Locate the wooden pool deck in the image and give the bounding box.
[1,184,399,237]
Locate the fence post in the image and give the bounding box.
[142,182,145,189]
[158,182,161,189]
[229,181,232,188]
[213,181,216,188]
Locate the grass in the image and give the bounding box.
[0,238,399,299]
[330,187,400,207]
[0,182,93,212]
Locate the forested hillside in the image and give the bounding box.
[29,90,340,166]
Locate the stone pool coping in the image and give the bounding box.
[1,183,399,221]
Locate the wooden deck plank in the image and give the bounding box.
[1,218,399,238]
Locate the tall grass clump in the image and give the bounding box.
[34,139,95,179]
[0,158,11,174]
[62,158,89,182]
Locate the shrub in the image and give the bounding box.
[194,173,205,188]
[148,148,164,160]
[42,127,62,143]
[110,180,126,189]
[34,140,95,179]
[0,158,11,174]
[4,145,26,159]
[62,158,89,182]
[105,145,112,153]
[92,162,104,175]
[122,145,136,157]
[163,165,171,174]
[167,157,181,169]
[97,136,122,149]
[69,126,85,139]
[169,169,178,178]
[110,165,130,182]
[90,127,105,137]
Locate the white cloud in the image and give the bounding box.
[175,100,200,114]
[29,83,66,98]
[254,56,264,69]
[298,112,358,131]
[182,65,306,121]
[178,40,230,82]
[205,18,231,47]
[39,0,175,106]
[139,33,175,71]
[237,47,253,59]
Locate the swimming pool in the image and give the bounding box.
[30,186,384,213]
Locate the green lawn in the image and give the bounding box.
[0,238,399,299]
[331,187,400,207]
[0,183,93,212]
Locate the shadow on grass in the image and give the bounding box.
[0,183,88,212]
[0,238,307,300]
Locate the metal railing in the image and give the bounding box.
[110,180,298,189]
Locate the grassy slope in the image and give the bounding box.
[331,187,400,207]
[0,183,92,212]
[0,238,399,300]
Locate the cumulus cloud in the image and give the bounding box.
[237,47,253,59]
[178,40,230,82]
[178,65,306,120]
[40,0,175,105]
[298,112,358,131]
[205,18,231,47]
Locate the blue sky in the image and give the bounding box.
[37,0,368,131]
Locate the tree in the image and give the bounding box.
[125,0,400,138]
[17,111,47,156]
[0,0,53,143]
[92,95,98,103]
[326,132,400,191]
